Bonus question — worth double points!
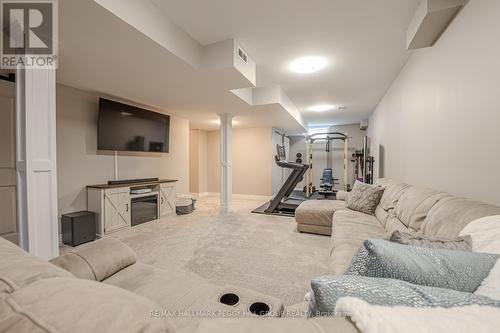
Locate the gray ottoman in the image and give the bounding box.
[295,200,347,236]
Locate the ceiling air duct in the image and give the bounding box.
[407,0,468,50]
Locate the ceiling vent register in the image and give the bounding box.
[238,47,248,64]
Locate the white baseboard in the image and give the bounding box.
[190,192,216,198]
[190,192,271,201]
[233,193,272,201]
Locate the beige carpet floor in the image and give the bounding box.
[107,196,330,306]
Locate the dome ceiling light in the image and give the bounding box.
[290,56,327,74]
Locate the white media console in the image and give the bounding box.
[87,179,177,237]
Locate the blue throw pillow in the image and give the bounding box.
[309,275,500,318]
[346,239,499,292]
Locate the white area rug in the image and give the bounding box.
[111,196,330,305]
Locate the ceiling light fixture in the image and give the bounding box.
[290,56,327,74]
[308,104,336,112]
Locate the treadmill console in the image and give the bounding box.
[276,144,286,162]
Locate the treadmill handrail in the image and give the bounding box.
[276,160,307,169]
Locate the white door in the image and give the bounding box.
[104,188,130,233]
[0,80,17,245]
[159,184,175,217]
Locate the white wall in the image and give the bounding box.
[56,84,190,222]
[368,0,500,205]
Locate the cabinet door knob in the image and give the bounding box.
[161,197,164,204]
[126,204,129,212]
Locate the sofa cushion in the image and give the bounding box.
[346,239,498,292]
[384,216,410,236]
[308,275,500,317]
[104,263,283,330]
[375,179,410,212]
[374,207,392,228]
[296,200,346,228]
[395,186,447,231]
[387,230,472,251]
[0,238,73,294]
[0,298,55,333]
[49,253,96,281]
[421,197,500,238]
[104,262,222,319]
[336,191,350,201]
[374,179,409,226]
[297,224,332,236]
[346,181,385,216]
[53,238,137,282]
[329,210,384,275]
[3,277,172,333]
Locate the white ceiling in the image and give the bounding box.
[57,0,419,132]
[151,0,420,127]
[57,0,306,133]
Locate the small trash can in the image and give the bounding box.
[176,194,196,215]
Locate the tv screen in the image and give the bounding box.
[98,98,170,153]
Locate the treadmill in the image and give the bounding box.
[252,145,309,216]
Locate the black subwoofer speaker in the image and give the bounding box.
[62,211,96,246]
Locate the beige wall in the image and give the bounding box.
[198,130,208,193]
[189,129,208,194]
[190,127,273,196]
[189,130,199,193]
[56,84,190,220]
[206,130,220,194]
[232,127,272,196]
[368,0,500,205]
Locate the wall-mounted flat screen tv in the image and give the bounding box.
[98,98,170,153]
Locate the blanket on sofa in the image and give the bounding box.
[336,297,500,333]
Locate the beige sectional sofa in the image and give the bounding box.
[295,199,347,235]
[0,234,356,333]
[300,178,500,277]
[2,178,500,333]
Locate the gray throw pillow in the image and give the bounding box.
[308,275,500,317]
[345,181,384,215]
[346,239,498,293]
[387,230,472,251]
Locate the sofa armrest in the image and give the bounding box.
[50,252,96,280]
[336,191,350,201]
[50,237,136,281]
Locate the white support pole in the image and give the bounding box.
[219,114,233,212]
[16,69,59,259]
